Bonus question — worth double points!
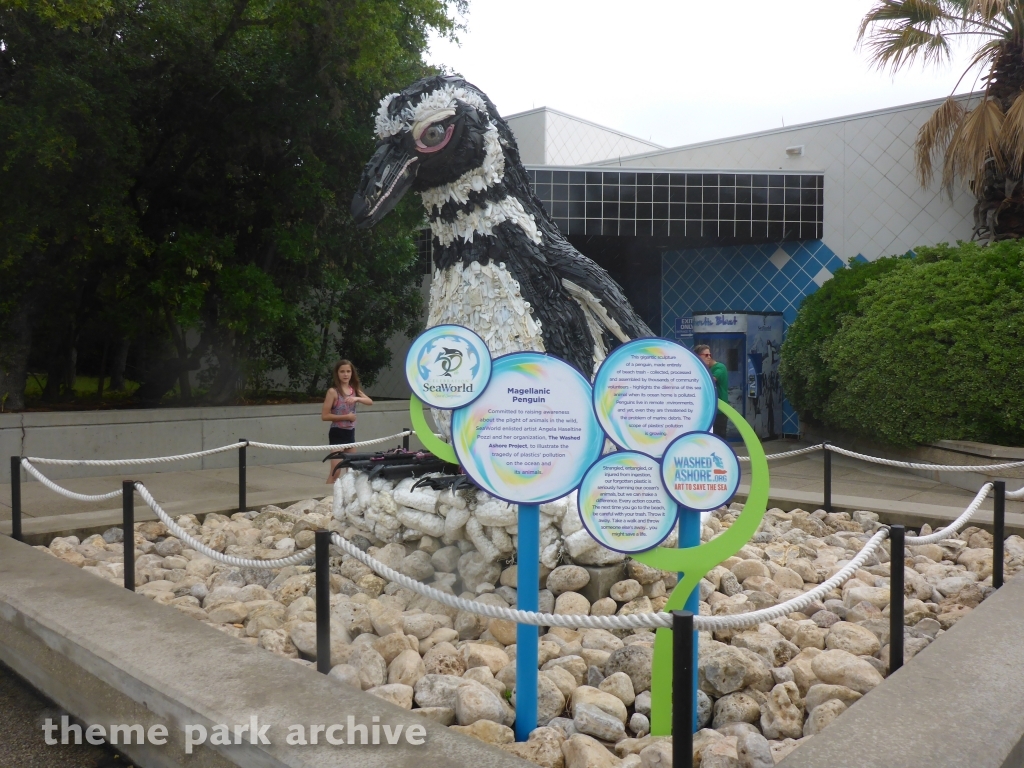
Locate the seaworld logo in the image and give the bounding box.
[434,347,463,377]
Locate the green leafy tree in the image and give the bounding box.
[0,0,459,408]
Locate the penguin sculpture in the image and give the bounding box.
[352,75,653,379]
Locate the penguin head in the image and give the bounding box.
[351,76,510,228]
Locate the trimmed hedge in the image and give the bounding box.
[780,241,1024,446]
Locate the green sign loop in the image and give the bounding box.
[633,399,769,735]
[409,395,459,465]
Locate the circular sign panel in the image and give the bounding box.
[593,338,717,458]
[578,452,678,553]
[661,432,741,511]
[405,324,492,410]
[451,352,604,505]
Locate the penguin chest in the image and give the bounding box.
[428,261,546,357]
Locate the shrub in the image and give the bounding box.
[780,256,906,425]
[782,240,1024,446]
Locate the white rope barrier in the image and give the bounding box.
[696,528,891,630]
[20,460,123,502]
[327,525,890,631]
[736,442,1024,474]
[736,444,824,463]
[245,432,411,453]
[134,483,315,569]
[23,431,411,467]
[26,442,246,467]
[825,444,1024,473]
[13,434,1008,631]
[55,459,987,631]
[904,483,991,545]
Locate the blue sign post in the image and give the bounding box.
[449,352,605,741]
[515,504,540,741]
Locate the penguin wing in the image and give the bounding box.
[541,237,654,343]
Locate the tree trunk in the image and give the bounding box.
[109,336,130,391]
[0,302,32,411]
[165,309,193,400]
[206,333,243,404]
[97,338,109,399]
[974,42,1024,240]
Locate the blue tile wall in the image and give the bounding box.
[662,240,844,435]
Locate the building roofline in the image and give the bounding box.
[502,106,664,150]
[525,164,826,175]
[583,91,983,166]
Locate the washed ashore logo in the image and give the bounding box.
[661,432,741,511]
[405,324,491,410]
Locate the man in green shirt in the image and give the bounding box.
[695,344,729,437]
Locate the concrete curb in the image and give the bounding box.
[779,571,1024,767]
[732,484,1024,537]
[0,535,530,768]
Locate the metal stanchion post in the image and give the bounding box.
[238,439,247,513]
[403,428,410,452]
[994,481,1005,589]
[889,525,904,674]
[123,481,135,592]
[315,529,331,674]
[10,456,22,542]
[672,610,694,768]
[823,444,832,513]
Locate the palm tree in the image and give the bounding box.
[859,0,1024,240]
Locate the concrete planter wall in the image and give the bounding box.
[800,420,1024,494]
[0,401,417,483]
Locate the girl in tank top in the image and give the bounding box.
[321,359,372,483]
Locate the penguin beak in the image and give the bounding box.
[351,141,419,229]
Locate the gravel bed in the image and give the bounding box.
[36,474,1022,768]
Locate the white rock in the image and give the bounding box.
[455,680,506,726]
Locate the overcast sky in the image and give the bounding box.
[426,0,981,148]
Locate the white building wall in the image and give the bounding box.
[505,108,662,167]
[590,96,978,262]
[504,109,547,164]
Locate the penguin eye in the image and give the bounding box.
[422,124,447,146]
[413,121,454,153]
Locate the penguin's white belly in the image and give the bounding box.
[427,261,545,439]
[427,261,545,356]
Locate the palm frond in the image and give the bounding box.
[858,0,959,71]
[864,25,955,69]
[916,96,966,184]
[968,0,1011,21]
[1001,90,1024,175]
[858,0,953,36]
[943,97,1006,192]
[969,38,1009,76]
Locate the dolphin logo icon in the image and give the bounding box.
[435,347,463,377]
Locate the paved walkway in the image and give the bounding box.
[0,660,130,767]
[2,441,1023,542]
[736,443,1024,535]
[0,460,337,542]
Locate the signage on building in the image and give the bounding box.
[673,316,694,341]
[692,313,748,333]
